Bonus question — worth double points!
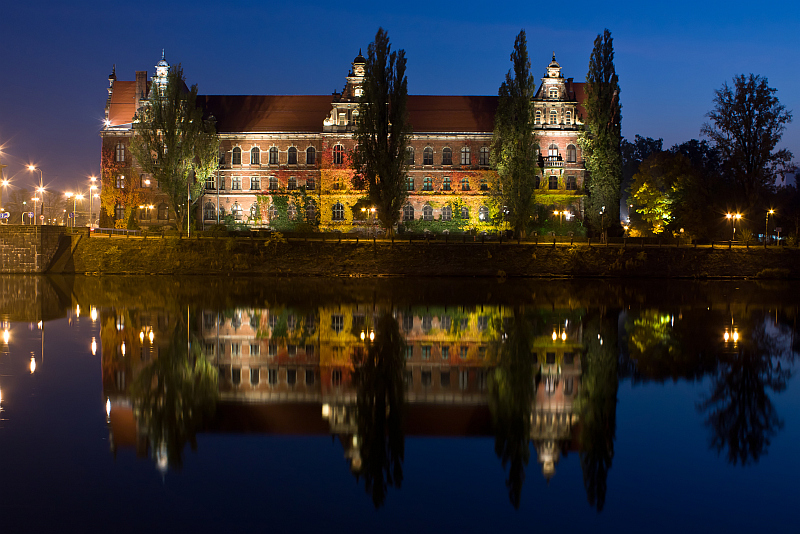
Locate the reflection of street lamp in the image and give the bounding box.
[360,329,374,342]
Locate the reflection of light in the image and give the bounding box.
[561,331,567,342]
[322,404,330,418]
[140,332,144,343]
[90,307,98,322]
[30,356,36,374]
[733,330,739,342]
[37,321,42,330]
[724,331,730,342]
[76,305,80,318]
[2,329,8,344]
[369,331,374,342]
[121,342,126,356]
[91,337,97,356]
[106,398,111,420]
[149,331,154,343]
[552,331,557,341]
[352,435,358,447]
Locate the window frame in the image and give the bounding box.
[460,146,471,166]
[250,147,260,165]
[287,147,298,165]
[232,147,242,165]
[332,202,345,221]
[269,147,279,165]
[306,146,316,165]
[442,147,452,166]
[423,147,433,166]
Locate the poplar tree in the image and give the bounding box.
[352,28,410,234]
[130,65,218,235]
[580,29,622,238]
[490,29,538,239]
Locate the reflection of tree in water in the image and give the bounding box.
[129,322,218,472]
[488,307,536,509]
[351,313,406,508]
[577,313,619,512]
[698,318,794,466]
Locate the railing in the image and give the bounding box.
[92,227,141,237]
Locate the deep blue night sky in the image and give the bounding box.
[0,0,797,190]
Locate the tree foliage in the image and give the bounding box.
[701,74,793,210]
[631,153,697,234]
[352,28,410,234]
[130,64,218,233]
[490,30,538,238]
[580,29,622,237]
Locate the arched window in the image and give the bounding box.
[403,204,414,221]
[549,110,557,125]
[268,204,278,220]
[114,203,124,220]
[442,176,451,191]
[479,147,490,166]
[269,147,279,165]
[565,111,572,126]
[423,177,433,191]
[306,146,316,165]
[232,147,242,165]
[535,110,542,124]
[288,176,297,190]
[287,203,297,219]
[460,146,471,166]
[423,147,433,165]
[566,144,577,163]
[157,203,169,220]
[422,204,433,221]
[549,87,558,98]
[115,143,125,163]
[269,176,278,190]
[548,144,559,157]
[251,147,260,165]
[442,147,452,166]
[287,147,297,165]
[460,206,469,220]
[460,177,470,191]
[332,202,345,221]
[333,144,345,165]
[441,205,452,221]
[406,147,415,165]
[478,206,489,222]
[305,200,317,222]
[406,177,415,191]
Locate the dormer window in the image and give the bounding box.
[354,87,363,97]
[565,111,572,125]
[549,87,558,99]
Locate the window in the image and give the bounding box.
[442,147,452,165]
[157,203,169,220]
[423,177,433,191]
[549,175,559,190]
[306,146,316,165]
[331,314,344,333]
[232,147,242,165]
[288,147,297,165]
[565,111,572,125]
[441,205,452,221]
[441,346,450,359]
[203,202,216,220]
[423,147,433,165]
[549,144,559,157]
[250,176,260,190]
[232,368,241,386]
[116,175,125,189]
[269,176,278,190]
[479,206,489,222]
[421,370,432,387]
[305,200,317,222]
[332,202,345,221]
[287,344,297,357]
[535,110,541,124]
[479,147,489,166]
[460,177,470,191]
[442,176,451,191]
[287,369,297,386]
[268,342,277,357]
[114,203,124,220]
[566,144,576,163]
[231,343,241,357]
[550,110,557,125]
[549,87,558,98]
[139,207,150,221]
[268,204,278,220]
[422,346,431,360]
[218,176,226,190]
[287,203,297,220]
[405,346,413,360]
[305,177,316,190]
[566,175,577,190]
[535,175,541,189]
[232,203,243,220]
[115,143,125,162]
[422,316,432,331]
[441,316,452,331]
[219,149,226,166]
[440,370,450,388]
[250,368,259,385]
[140,174,151,188]
[251,147,260,165]
[403,204,414,221]
[268,368,278,385]
[251,343,261,357]
[305,369,315,385]
[460,206,469,219]
[460,146,471,166]
[406,147,414,165]
[205,175,215,190]
[232,176,241,190]
[460,346,468,359]
[288,176,297,190]
[333,144,345,165]
[422,204,433,221]
[406,177,414,191]
[480,179,488,191]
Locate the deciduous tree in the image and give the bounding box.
[352,28,411,234]
[490,30,538,239]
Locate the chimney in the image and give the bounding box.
[135,70,147,112]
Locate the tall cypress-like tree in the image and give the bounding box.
[580,29,622,238]
[490,30,538,239]
[352,28,410,234]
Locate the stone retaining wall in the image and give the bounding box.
[0,226,67,273]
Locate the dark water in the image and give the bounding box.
[0,276,798,533]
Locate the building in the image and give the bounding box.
[102,51,587,233]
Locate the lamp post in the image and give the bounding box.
[726,212,742,242]
[765,209,775,247]
[28,166,45,225]
[89,176,98,228]
[32,196,40,225]
[600,205,606,242]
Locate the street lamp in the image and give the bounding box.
[553,210,565,226]
[89,176,98,228]
[28,166,45,225]
[765,209,775,246]
[726,213,742,242]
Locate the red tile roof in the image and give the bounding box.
[197,95,333,133]
[107,81,138,126]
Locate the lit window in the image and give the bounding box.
[205,175,214,189]
[333,145,345,165]
[288,147,297,165]
[566,145,576,163]
[549,175,559,190]
[306,146,316,165]
[332,202,345,221]
[250,176,260,190]
[232,176,241,190]
[549,87,558,98]
[268,204,278,220]
[116,175,125,189]
[251,147,260,165]
[288,176,297,190]
[535,110,541,124]
[550,110,557,125]
[423,177,432,191]
[269,147,279,165]
[441,205,452,221]
[423,205,433,220]
[460,177,470,191]
[423,147,433,165]
[442,176,451,191]
[461,146,471,166]
[287,203,297,219]
[403,204,414,221]
[232,147,242,165]
[406,147,414,165]
[442,147,452,166]
[565,111,572,125]
[549,144,559,157]
[479,147,489,166]
[115,143,125,162]
[407,177,415,191]
[479,206,489,222]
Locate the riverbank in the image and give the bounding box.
[48,233,800,278]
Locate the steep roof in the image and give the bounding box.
[106,81,139,126]
[407,95,498,133]
[197,95,333,133]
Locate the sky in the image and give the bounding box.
[0,0,798,193]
